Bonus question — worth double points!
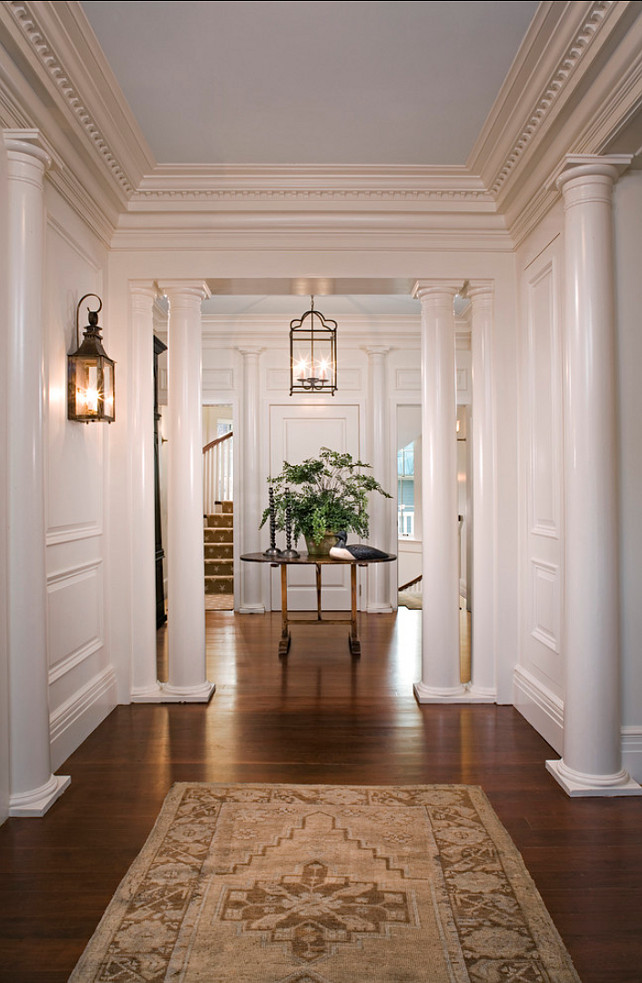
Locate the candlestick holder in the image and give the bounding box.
[281,486,299,558]
[263,486,282,556]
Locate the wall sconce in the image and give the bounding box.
[289,295,337,396]
[68,294,115,423]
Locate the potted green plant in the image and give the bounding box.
[261,447,392,555]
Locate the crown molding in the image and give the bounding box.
[471,2,625,195]
[130,164,494,207]
[1,2,153,198]
[469,0,639,211]
[474,1,642,245]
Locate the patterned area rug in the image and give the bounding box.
[69,784,581,983]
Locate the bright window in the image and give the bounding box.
[398,442,415,537]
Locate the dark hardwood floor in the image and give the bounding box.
[1,609,641,982]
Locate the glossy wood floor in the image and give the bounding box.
[1,609,641,983]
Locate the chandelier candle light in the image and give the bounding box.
[289,295,337,395]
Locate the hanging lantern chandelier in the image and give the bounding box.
[67,294,115,423]
[289,295,337,396]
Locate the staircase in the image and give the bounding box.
[204,502,233,598]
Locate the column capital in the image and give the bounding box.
[129,282,158,312]
[237,346,265,357]
[364,345,391,357]
[413,280,460,302]
[157,280,211,304]
[129,280,157,299]
[3,128,53,170]
[467,282,493,301]
[552,154,632,193]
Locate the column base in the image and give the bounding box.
[131,683,166,703]
[238,604,265,614]
[161,681,216,703]
[546,758,642,797]
[463,685,497,703]
[366,603,393,614]
[9,773,71,817]
[413,681,470,704]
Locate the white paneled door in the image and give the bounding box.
[268,403,362,611]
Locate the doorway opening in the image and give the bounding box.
[203,404,234,612]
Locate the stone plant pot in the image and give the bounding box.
[304,532,339,556]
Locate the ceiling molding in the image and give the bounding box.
[2,2,153,199]
[474,1,642,244]
[132,164,494,206]
[471,2,631,199]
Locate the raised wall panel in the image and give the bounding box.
[395,368,421,391]
[44,197,114,768]
[527,261,561,539]
[46,223,104,542]
[266,368,290,392]
[517,238,565,736]
[47,561,103,682]
[530,559,559,653]
[202,368,234,392]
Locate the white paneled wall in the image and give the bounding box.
[515,233,565,751]
[44,191,116,770]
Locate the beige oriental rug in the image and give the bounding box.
[69,783,581,983]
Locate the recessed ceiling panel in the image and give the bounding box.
[81,0,538,166]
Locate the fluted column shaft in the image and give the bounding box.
[238,348,265,613]
[366,346,391,612]
[4,130,70,814]
[547,157,640,795]
[129,284,162,700]
[413,283,466,702]
[159,281,215,701]
[468,286,496,701]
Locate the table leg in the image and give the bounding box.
[316,563,322,621]
[279,563,291,658]
[349,563,361,657]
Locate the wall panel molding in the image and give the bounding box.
[530,558,560,654]
[46,522,102,546]
[49,665,117,771]
[46,559,103,678]
[395,368,421,391]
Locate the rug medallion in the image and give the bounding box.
[69,783,581,982]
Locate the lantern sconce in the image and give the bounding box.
[289,295,337,396]
[67,294,115,423]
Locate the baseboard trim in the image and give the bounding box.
[49,666,117,771]
[513,665,564,754]
[621,727,642,785]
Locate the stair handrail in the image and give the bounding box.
[202,430,233,455]
[398,574,422,593]
[203,430,233,511]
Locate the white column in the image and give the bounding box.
[413,282,466,702]
[546,156,640,796]
[129,284,163,701]
[4,130,70,815]
[467,285,496,702]
[238,347,265,613]
[158,281,215,702]
[365,346,392,612]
